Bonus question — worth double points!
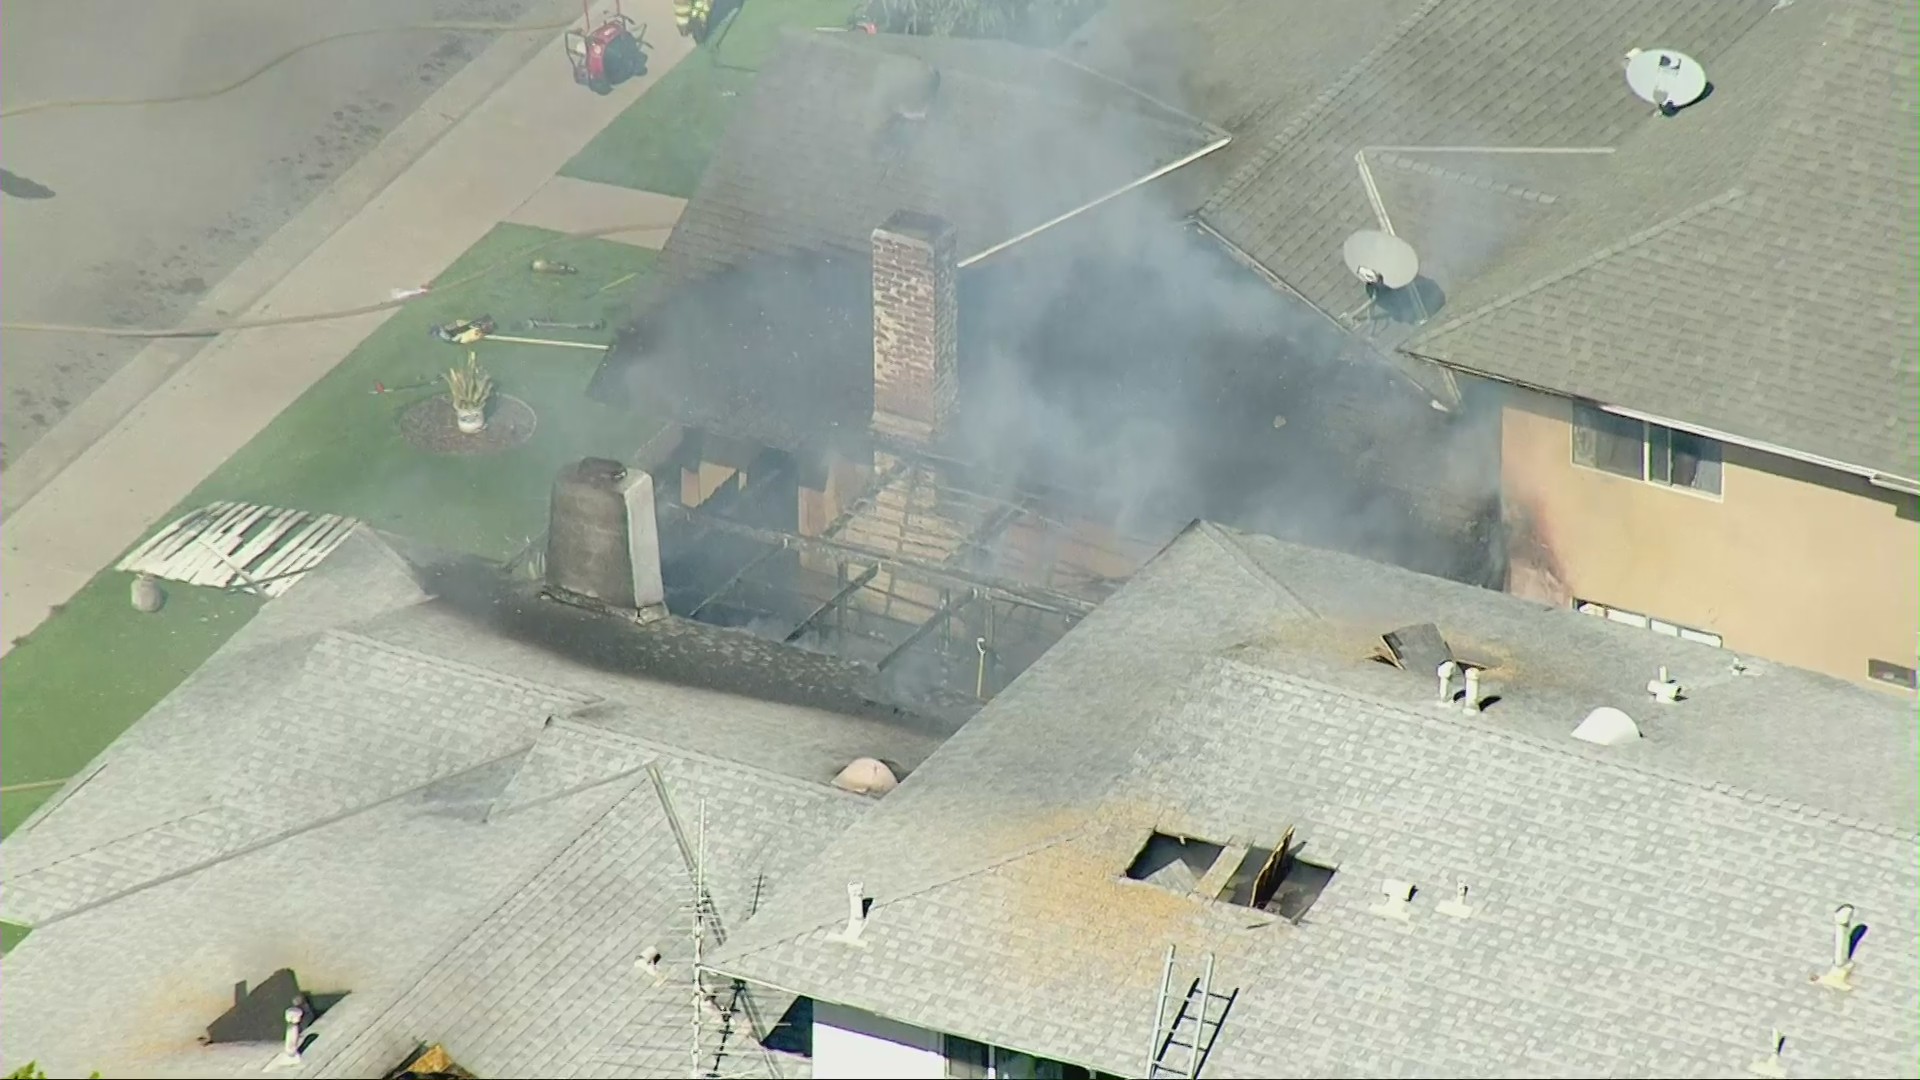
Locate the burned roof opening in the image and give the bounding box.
[1126,832,1225,892]
[1126,826,1337,922]
[203,968,346,1045]
[1218,829,1336,922]
[1381,621,1452,672]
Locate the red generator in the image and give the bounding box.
[564,1,646,95]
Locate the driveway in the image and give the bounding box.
[0,0,575,470]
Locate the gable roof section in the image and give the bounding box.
[659,29,1220,286]
[1406,0,1920,481]
[707,522,1920,1078]
[1196,0,1767,318]
[1061,0,1429,184]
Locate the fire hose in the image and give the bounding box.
[0,15,588,120]
[0,221,677,338]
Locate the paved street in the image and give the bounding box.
[0,0,695,655]
[0,0,571,473]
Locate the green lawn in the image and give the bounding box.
[2,922,28,955]
[1,577,262,838]
[178,224,665,560]
[562,0,862,198]
[1,224,666,841]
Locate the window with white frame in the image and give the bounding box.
[1571,404,1723,496]
[1575,600,1723,647]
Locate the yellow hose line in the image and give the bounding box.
[0,16,583,120]
[0,221,674,338]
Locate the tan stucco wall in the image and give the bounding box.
[1499,388,1918,688]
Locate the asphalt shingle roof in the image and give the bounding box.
[661,28,1218,285]
[0,528,943,1079]
[1407,0,1920,479]
[708,522,1920,1078]
[1191,0,1917,478]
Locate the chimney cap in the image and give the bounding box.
[875,209,955,246]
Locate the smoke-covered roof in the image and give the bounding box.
[1190,0,1916,479]
[659,28,1220,285]
[708,521,1920,1078]
[1406,0,1920,481]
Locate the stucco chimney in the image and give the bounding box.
[545,458,665,611]
[871,210,959,442]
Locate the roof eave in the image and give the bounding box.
[1403,349,1920,492]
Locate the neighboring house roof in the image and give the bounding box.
[659,29,1220,285]
[1197,0,1767,318]
[0,529,949,1079]
[1191,0,1917,480]
[1406,0,1920,481]
[1060,0,1429,188]
[708,522,1920,1078]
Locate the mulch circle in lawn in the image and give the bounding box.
[398,393,538,455]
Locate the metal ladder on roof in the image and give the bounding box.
[1146,945,1231,1079]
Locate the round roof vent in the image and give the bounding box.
[1573,706,1642,746]
[832,757,900,796]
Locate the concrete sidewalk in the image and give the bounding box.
[0,11,695,657]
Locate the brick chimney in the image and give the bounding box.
[871,211,959,442]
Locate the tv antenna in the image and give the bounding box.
[1339,229,1428,331]
[1623,48,1709,114]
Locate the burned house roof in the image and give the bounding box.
[600,204,1505,586]
[1405,0,1920,481]
[1192,0,1918,480]
[657,28,1221,286]
[707,521,1920,1078]
[0,528,949,1079]
[1060,0,1430,190]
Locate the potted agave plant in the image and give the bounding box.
[445,350,494,435]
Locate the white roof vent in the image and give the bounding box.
[832,757,899,796]
[1573,706,1641,746]
[1624,48,1710,113]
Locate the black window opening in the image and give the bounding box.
[1572,404,1722,496]
[1868,658,1918,690]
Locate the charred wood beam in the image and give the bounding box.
[943,499,1030,570]
[878,590,978,672]
[666,505,1095,617]
[819,457,912,541]
[686,545,786,620]
[784,565,882,643]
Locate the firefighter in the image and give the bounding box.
[673,0,713,39]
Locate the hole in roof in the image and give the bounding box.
[1219,842,1336,923]
[1125,829,1337,922]
[1125,832,1224,892]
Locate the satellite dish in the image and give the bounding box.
[1623,48,1709,111]
[1342,230,1420,290]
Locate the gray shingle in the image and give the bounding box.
[708,522,1919,1078]
[0,529,953,1078]
[1407,0,1920,479]
[661,30,1217,286]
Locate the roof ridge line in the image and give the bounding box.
[1194,524,1322,619]
[1405,187,1746,352]
[549,713,877,807]
[20,746,538,932]
[303,769,655,1079]
[1200,0,1448,219]
[322,629,600,708]
[1217,659,1920,842]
